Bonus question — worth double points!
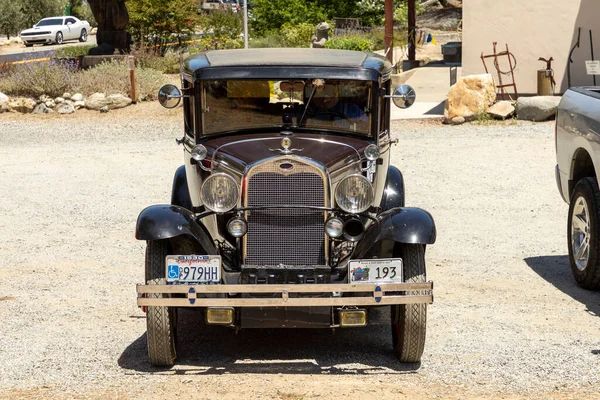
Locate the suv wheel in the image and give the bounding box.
[145,240,177,366]
[568,177,600,289]
[391,243,427,363]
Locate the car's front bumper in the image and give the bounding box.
[137,282,434,308]
[20,34,54,44]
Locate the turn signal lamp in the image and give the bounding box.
[339,310,367,327]
[206,308,234,325]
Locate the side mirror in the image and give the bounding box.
[388,85,416,109]
[158,84,182,109]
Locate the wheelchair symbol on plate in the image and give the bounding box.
[167,265,179,279]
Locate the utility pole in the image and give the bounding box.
[408,0,416,61]
[243,0,248,49]
[384,0,394,62]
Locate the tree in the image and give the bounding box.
[69,0,97,26]
[0,0,24,39]
[20,0,67,28]
[127,0,200,46]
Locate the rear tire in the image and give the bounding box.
[568,177,600,289]
[79,29,87,42]
[55,31,63,45]
[145,240,177,367]
[391,243,427,363]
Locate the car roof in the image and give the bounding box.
[183,48,393,82]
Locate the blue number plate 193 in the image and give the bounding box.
[165,255,222,284]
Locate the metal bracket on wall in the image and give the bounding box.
[481,42,519,101]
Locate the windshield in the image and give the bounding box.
[202,79,372,135]
[36,19,63,26]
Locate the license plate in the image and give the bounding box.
[348,259,403,284]
[166,255,221,284]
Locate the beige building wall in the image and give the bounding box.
[463,0,600,94]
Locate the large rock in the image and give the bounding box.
[8,97,36,113]
[0,92,9,113]
[33,103,54,114]
[56,103,75,114]
[73,100,85,110]
[71,93,84,102]
[488,100,515,119]
[45,99,56,109]
[516,96,561,121]
[444,74,497,122]
[85,93,132,110]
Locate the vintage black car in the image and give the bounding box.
[136,48,436,367]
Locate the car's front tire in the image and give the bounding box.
[55,31,63,45]
[79,29,87,42]
[145,239,177,367]
[391,243,427,363]
[568,177,600,289]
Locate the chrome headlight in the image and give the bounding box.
[201,173,239,213]
[335,174,374,214]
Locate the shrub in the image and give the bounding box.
[325,35,373,52]
[249,33,284,49]
[0,60,79,98]
[131,47,181,74]
[76,60,167,101]
[281,23,314,48]
[189,36,244,54]
[53,45,95,59]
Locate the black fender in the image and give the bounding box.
[353,207,436,258]
[171,165,192,210]
[380,165,405,210]
[135,205,217,254]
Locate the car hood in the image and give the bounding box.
[201,132,373,174]
[21,26,59,34]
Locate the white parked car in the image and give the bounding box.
[20,16,90,47]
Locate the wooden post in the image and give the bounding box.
[384,0,394,62]
[408,0,416,62]
[128,56,137,104]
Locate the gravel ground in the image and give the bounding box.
[0,105,599,399]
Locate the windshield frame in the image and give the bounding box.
[199,78,378,138]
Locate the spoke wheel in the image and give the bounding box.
[79,29,87,42]
[55,32,63,45]
[568,177,600,289]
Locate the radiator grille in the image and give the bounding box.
[245,160,326,266]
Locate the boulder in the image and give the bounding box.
[444,74,496,122]
[55,97,65,104]
[39,94,50,103]
[33,103,54,114]
[71,93,84,102]
[56,103,75,114]
[85,93,132,110]
[8,97,36,113]
[516,96,561,121]
[62,92,72,99]
[73,100,85,110]
[451,116,465,125]
[45,99,56,109]
[0,92,9,113]
[488,100,515,119]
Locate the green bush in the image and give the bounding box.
[53,45,95,59]
[189,36,244,54]
[325,35,373,52]
[281,23,314,48]
[249,33,284,48]
[76,60,167,101]
[0,60,80,98]
[131,47,181,74]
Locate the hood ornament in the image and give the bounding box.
[270,137,304,155]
